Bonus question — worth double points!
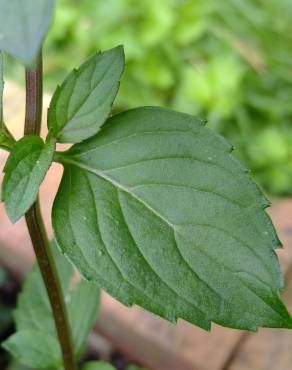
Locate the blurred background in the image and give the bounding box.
[6,0,292,196]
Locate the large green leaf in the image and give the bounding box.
[3,242,100,368]
[2,136,55,223]
[47,46,124,143]
[0,0,55,65]
[53,107,292,331]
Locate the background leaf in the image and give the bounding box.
[126,366,148,370]
[2,136,55,223]
[3,242,100,368]
[47,46,124,143]
[53,107,292,331]
[0,0,55,65]
[0,51,3,128]
[2,331,62,370]
[82,361,116,370]
[6,360,31,370]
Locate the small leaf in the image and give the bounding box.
[14,242,72,339]
[0,266,7,287]
[2,330,62,369]
[0,0,55,65]
[9,241,100,368]
[47,46,125,143]
[53,107,292,331]
[69,279,101,355]
[6,361,30,370]
[0,130,15,152]
[82,361,116,370]
[2,135,55,223]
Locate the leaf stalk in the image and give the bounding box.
[24,51,76,370]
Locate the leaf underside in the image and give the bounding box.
[2,135,55,223]
[2,242,100,369]
[53,107,292,331]
[47,46,125,143]
[0,0,55,65]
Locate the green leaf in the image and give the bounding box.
[0,55,16,151]
[82,361,116,370]
[53,107,292,331]
[68,278,101,354]
[6,361,31,370]
[2,330,62,369]
[0,266,7,287]
[4,242,100,368]
[0,0,55,65]
[47,46,125,144]
[0,51,3,128]
[0,130,15,152]
[126,366,148,370]
[2,135,55,223]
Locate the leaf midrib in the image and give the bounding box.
[58,154,267,265]
[60,155,175,229]
[65,164,204,316]
[57,158,235,301]
[57,154,288,324]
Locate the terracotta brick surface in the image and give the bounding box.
[1,83,292,370]
[97,295,243,370]
[225,273,292,370]
[225,202,292,370]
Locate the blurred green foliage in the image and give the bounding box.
[9,0,292,195]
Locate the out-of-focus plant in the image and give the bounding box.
[32,0,292,195]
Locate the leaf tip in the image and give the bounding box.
[108,44,125,65]
[4,202,23,224]
[1,338,9,351]
[114,44,125,54]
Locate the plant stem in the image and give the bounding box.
[24,51,76,370]
[24,52,43,136]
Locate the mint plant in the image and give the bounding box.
[0,1,292,369]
